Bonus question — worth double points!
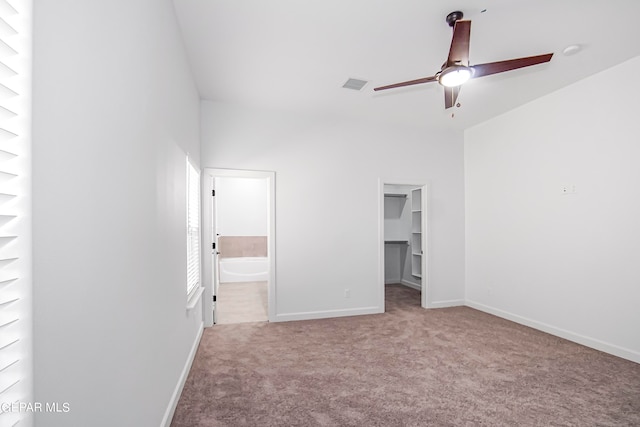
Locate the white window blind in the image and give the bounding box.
[186,158,200,297]
[0,0,32,426]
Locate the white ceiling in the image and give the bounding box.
[174,0,640,130]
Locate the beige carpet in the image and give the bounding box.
[216,281,267,324]
[172,284,640,426]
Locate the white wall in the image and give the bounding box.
[201,101,465,319]
[215,177,267,236]
[465,56,640,363]
[32,1,202,425]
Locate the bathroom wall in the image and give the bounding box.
[215,177,267,236]
[218,236,267,258]
[215,177,268,258]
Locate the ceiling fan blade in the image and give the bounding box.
[444,85,460,109]
[472,53,553,78]
[373,75,439,91]
[447,20,471,67]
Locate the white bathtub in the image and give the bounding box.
[218,257,269,283]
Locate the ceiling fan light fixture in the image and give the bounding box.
[439,66,472,87]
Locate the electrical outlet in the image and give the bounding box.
[344,289,351,298]
[561,184,576,195]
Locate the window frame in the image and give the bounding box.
[186,156,202,307]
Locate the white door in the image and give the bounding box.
[418,185,428,309]
[211,180,220,324]
[202,175,222,326]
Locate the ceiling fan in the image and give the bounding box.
[374,11,554,109]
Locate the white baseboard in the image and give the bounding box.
[429,299,464,308]
[400,280,421,291]
[275,306,382,322]
[385,278,401,284]
[161,322,204,427]
[465,300,640,364]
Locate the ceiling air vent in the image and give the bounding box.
[342,78,368,91]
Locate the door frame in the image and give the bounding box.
[378,180,428,310]
[202,168,276,327]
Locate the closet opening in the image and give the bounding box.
[380,182,428,310]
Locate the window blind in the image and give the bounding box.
[0,0,32,425]
[186,158,200,297]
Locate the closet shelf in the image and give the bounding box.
[384,193,407,198]
[385,240,409,245]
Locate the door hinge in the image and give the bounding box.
[212,242,216,249]
[212,189,215,197]
[213,295,216,302]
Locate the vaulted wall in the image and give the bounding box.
[32,0,202,425]
[465,56,640,363]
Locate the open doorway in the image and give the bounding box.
[202,169,276,327]
[380,182,428,311]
